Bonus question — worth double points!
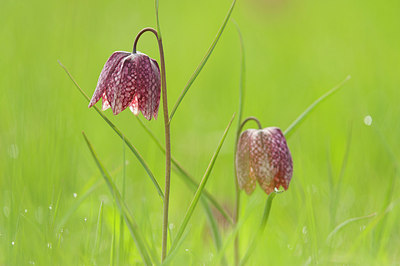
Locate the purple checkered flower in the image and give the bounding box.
[236,127,293,195]
[89,51,161,120]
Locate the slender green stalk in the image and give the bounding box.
[169,0,237,121]
[83,132,152,265]
[110,208,116,266]
[92,201,104,263]
[240,193,276,265]
[232,21,246,266]
[118,138,126,265]
[133,27,171,262]
[202,197,227,264]
[283,75,351,138]
[326,212,377,242]
[168,114,235,256]
[58,60,164,199]
[136,116,234,225]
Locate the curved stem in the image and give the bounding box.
[238,116,262,133]
[133,27,171,262]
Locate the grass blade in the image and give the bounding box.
[58,61,164,199]
[168,114,235,255]
[55,178,103,232]
[110,208,116,266]
[283,75,351,139]
[232,20,245,132]
[92,201,104,262]
[326,212,377,242]
[136,116,234,225]
[240,193,276,265]
[118,138,126,265]
[169,0,237,121]
[82,132,152,265]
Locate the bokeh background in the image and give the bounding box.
[1,0,399,264]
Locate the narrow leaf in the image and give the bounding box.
[327,212,377,242]
[232,19,245,132]
[58,61,164,199]
[168,114,236,255]
[283,75,351,139]
[136,116,234,225]
[110,208,116,266]
[92,201,104,262]
[56,179,103,232]
[83,132,152,265]
[202,197,227,265]
[169,0,237,121]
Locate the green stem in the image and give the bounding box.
[133,27,171,262]
[233,21,245,265]
[240,193,276,265]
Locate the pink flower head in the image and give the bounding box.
[89,51,161,120]
[236,127,293,195]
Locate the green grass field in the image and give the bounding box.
[1,0,400,264]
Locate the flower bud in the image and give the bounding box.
[89,51,161,120]
[236,127,293,195]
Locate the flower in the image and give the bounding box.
[89,51,161,120]
[235,127,293,195]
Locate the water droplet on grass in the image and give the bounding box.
[11,241,15,246]
[73,193,77,198]
[364,115,372,126]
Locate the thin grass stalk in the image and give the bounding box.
[240,193,276,265]
[118,137,126,265]
[110,208,116,266]
[283,75,351,138]
[168,114,235,256]
[232,20,246,266]
[83,132,152,265]
[92,201,104,263]
[136,116,233,225]
[202,197,227,265]
[169,0,237,121]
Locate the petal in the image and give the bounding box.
[250,130,275,194]
[89,51,130,108]
[263,127,293,191]
[102,92,110,110]
[236,129,257,195]
[150,59,161,120]
[106,53,140,115]
[125,52,161,120]
[129,94,139,115]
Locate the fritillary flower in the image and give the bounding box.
[236,127,293,195]
[89,51,161,120]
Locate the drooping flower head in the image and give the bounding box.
[236,127,293,195]
[89,51,161,120]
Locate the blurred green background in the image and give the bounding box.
[1,0,399,264]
